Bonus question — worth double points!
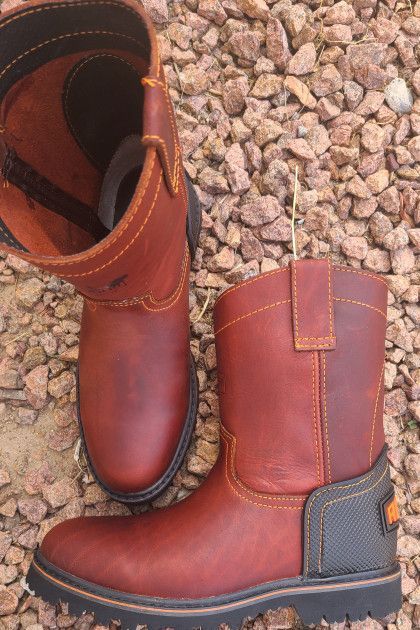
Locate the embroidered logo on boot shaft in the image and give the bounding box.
[380,492,399,534]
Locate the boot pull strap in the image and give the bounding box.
[141,75,180,198]
[290,259,336,352]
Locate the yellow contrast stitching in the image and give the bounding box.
[63,172,162,277]
[312,353,321,487]
[84,244,189,309]
[143,248,189,313]
[317,463,389,572]
[141,70,180,194]
[141,77,165,88]
[333,297,386,319]
[215,265,387,311]
[369,362,385,468]
[333,267,388,288]
[292,260,335,344]
[15,136,156,269]
[292,261,299,338]
[322,352,332,484]
[221,426,306,502]
[327,259,333,337]
[214,300,291,336]
[0,1,140,30]
[143,135,180,193]
[304,460,379,575]
[0,30,141,82]
[221,433,304,510]
[214,268,289,307]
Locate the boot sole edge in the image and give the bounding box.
[77,355,198,505]
[27,553,401,630]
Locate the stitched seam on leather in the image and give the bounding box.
[143,248,189,312]
[0,30,158,266]
[334,267,388,288]
[322,351,332,484]
[214,268,289,307]
[304,457,379,576]
[221,425,306,502]
[215,265,387,311]
[293,260,335,346]
[0,30,143,82]
[220,433,304,510]
[141,77,165,88]
[0,1,141,30]
[312,352,321,487]
[333,297,386,319]
[143,135,180,193]
[327,259,333,337]
[317,462,389,573]
[292,261,299,338]
[26,151,156,268]
[141,71,180,193]
[369,362,385,468]
[66,171,162,277]
[33,555,401,611]
[63,53,141,167]
[84,243,189,308]
[146,73,177,163]
[317,353,327,490]
[215,299,291,335]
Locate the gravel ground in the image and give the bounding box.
[0,0,419,628]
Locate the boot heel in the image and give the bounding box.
[296,570,402,625]
[185,171,201,257]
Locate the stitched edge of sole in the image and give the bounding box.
[77,356,198,504]
[27,554,401,630]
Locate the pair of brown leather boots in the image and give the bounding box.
[0,0,401,627]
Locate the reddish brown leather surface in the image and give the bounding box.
[290,258,336,351]
[215,271,321,495]
[79,262,190,492]
[41,433,304,598]
[40,260,388,598]
[214,262,388,489]
[142,72,180,198]
[0,0,193,495]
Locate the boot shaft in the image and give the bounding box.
[214,259,388,495]
[0,0,187,302]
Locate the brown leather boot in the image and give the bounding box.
[28,260,401,628]
[0,0,200,502]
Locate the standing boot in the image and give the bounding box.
[0,0,200,502]
[28,259,401,628]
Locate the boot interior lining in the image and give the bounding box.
[0,1,150,256]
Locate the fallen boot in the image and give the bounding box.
[28,259,401,628]
[0,0,200,502]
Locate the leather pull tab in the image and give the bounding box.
[290,259,336,351]
[141,75,181,197]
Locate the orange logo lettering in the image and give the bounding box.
[386,497,399,526]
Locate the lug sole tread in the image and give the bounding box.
[27,561,401,630]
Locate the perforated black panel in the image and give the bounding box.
[303,448,398,579]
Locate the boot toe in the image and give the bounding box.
[88,439,177,497]
[39,515,138,587]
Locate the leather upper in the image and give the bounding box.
[0,0,194,496]
[41,260,389,597]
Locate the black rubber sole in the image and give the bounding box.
[28,553,401,629]
[78,172,201,504]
